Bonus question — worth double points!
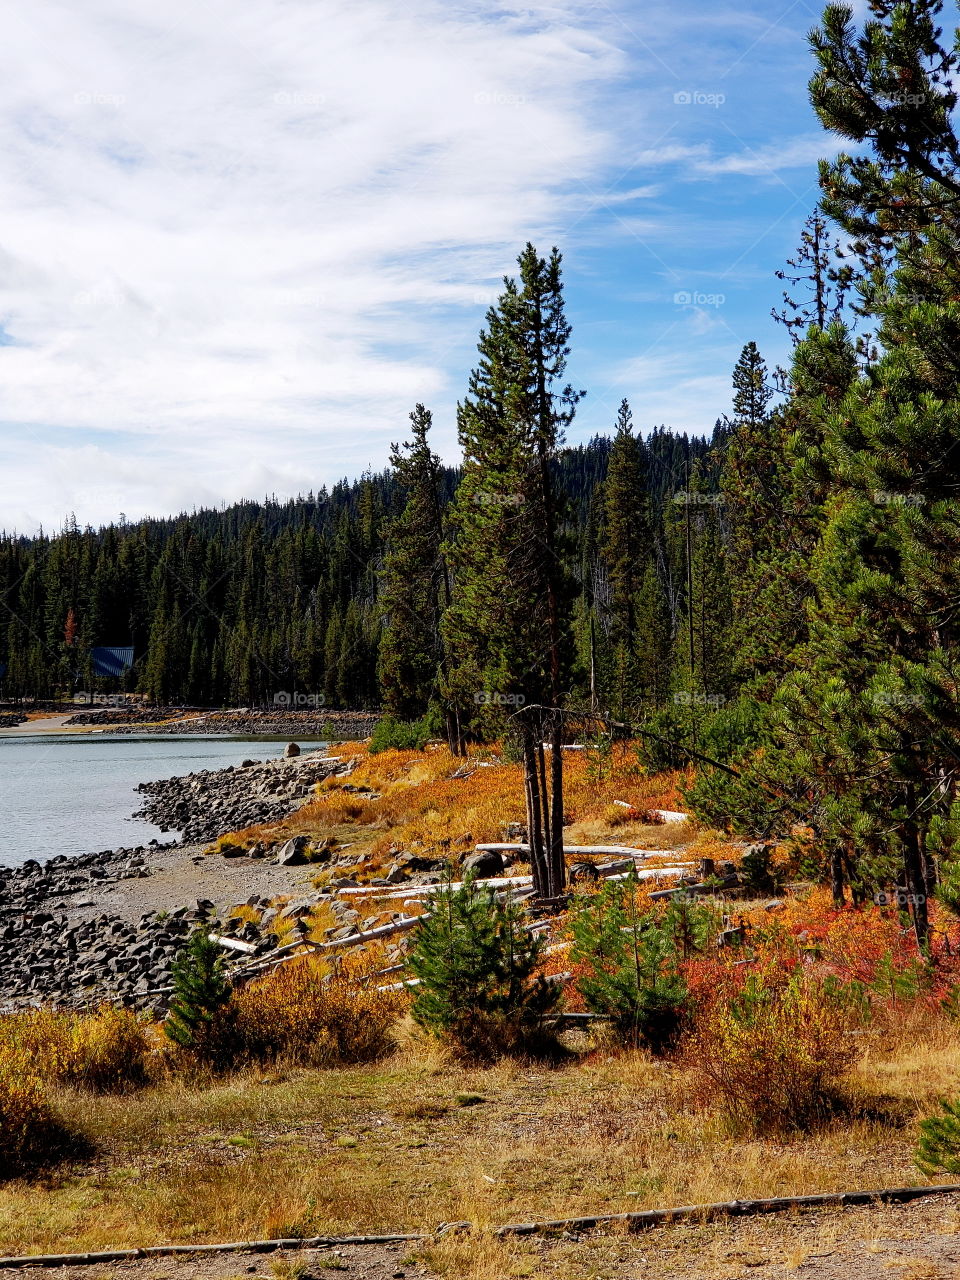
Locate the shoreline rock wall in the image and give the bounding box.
[135,750,348,843]
[64,708,380,737]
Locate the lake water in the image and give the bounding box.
[0,734,327,867]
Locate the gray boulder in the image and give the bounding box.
[276,835,311,866]
[462,849,505,879]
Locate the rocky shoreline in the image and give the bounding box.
[66,708,380,737]
[0,747,357,1014]
[134,748,346,842]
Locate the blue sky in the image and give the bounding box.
[0,0,874,534]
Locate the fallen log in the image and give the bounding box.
[5,1185,958,1267]
[337,874,533,898]
[207,934,258,955]
[229,915,428,985]
[492,1183,960,1237]
[473,843,663,858]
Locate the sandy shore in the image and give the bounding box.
[0,715,130,736]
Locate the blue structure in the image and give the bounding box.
[91,647,134,679]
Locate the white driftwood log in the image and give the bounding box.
[207,934,258,955]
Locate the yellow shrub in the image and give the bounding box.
[683,975,859,1132]
[0,1006,151,1093]
[223,956,405,1067]
[63,1006,152,1092]
[0,1055,61,1175]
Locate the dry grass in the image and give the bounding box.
[216,742,700,878]
[1,1014,958,1258]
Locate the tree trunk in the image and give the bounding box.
[549,718,565,898]
[537,732,551,857]
[523,727,548,898]
[445,707,464,758]
[829,846,845,908]
[902,817,931,954]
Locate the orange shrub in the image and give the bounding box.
[683,970,859,1132]
[222,955,406,1067]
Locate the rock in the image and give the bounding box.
[569,861,600,883]
[277,835,311,866]
[284,742,301,758]
[462,850,505,879]
[395,850,445,873]
[280,897,315,919]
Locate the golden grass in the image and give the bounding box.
[1,1015,958,1258]
[216,742,699,876]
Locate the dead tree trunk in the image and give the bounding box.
[548,715,565,898]
[902,802,931,954]
[523,723,549,898]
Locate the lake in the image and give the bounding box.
[0,733,327,867]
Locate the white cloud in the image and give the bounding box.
[0,0,627,532]
[693,134,843,178]
[610,347,742,435]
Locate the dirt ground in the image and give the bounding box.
[7,1195,960,1280]
[57,841,322,927]
[2,1240,431,1280]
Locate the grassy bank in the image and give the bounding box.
[0,1018,958,1270]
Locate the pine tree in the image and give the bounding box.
[443,244,580,898]
[570,875,689,1053]
[599,400,654,717]
[164,929,231,1059]
[916,1098,960,1176]
[378,405,455,734]
[407,877,561,1059]
[692,1,960,942]
[772,211,853,345]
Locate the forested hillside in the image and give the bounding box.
[0,425,713,709]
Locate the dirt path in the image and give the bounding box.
[529,1191,960,1278]
[8,1195,960,1280]
[4,1241,434,1280]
